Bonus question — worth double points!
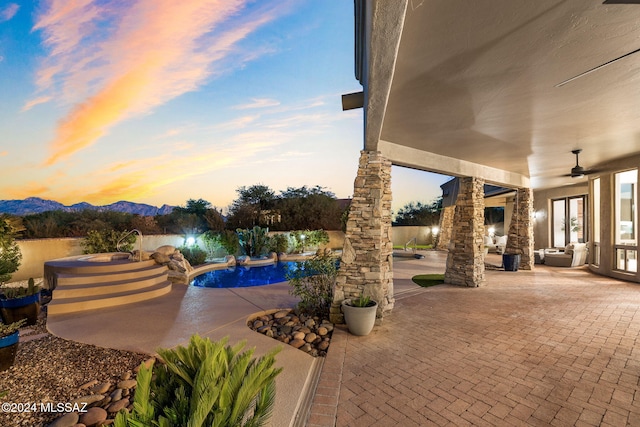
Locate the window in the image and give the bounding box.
[614,169,637,272]
[552,196,587,248]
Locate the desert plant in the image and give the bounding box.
[221,230,240,256]
[348,295,375,308]
[178,246,207,266]
[200,231,226,260]
[0,278,40,300]
[237,227,270,257]
[287,254,337,318]
[114,335,282,427]
[81,229,136,254]
[290,230,329,253]
[268,233,289,254]
[0,319,26,338]
[0,218,22,284]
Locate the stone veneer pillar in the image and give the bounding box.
[444,177,485,287]
[330,151,393,324]
[436,205,455,251]
[504,188,534,270]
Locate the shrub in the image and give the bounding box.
[290,230,330,253]
[0,218,21,284]
[81,229,135,254]
[114,335,282,427]
[179,246,207,266]
[221,230,240,256]
[268,233,289,254]
[200,230,225,260]
[286,253,337,318]
[237,226,270,257]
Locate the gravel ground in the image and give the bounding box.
[0,311,148,427]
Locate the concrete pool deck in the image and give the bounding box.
[47,252,429,426]
[48,250,640,426]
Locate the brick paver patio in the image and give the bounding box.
[308,254,640,426]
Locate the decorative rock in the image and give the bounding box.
[134,358,155,373]
[73,424,87,427]
[79,407,107,427]
[273,310,290,319]
[110,388,122,402]
[48,412,79,427]
[71,395,105,406]
[98,396,112,407]
[248,309,333,357]
[117,379,137,389]
[320,323,334,332]
[107,398,130,413]
[120,371,131,380]
[150,252,171,264]
[167,260,186,272]
[155,245,176,256]
[90,382,111,394]
[289,339,305,349]
[79,380,98,390]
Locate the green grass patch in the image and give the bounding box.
[412,274,445,287]
[393,244,433,250]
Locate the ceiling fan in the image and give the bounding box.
[564,149,599,178]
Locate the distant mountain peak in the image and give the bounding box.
[0,197,175,216]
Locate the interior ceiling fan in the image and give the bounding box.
[564,149,600,178]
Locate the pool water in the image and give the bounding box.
[191,262,305,288]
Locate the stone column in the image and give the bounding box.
[331,151,393,324]
[505,188,534,270]
[444,177,485,287]
[436,205,455,251]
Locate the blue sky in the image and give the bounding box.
[0,0,449,214]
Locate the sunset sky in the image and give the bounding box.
[0,0,450,214]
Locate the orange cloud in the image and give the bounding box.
[32,0,290,166]
[6,182,50,199]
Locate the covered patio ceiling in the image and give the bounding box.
[364,0,640,189]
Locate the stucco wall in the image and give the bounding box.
[392,226,436,247]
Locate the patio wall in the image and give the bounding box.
[392,226,435,247]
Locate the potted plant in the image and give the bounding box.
[0,278,40,325]
[341,295,378,336]
[0,319,25,371]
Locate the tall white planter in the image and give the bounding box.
[341,299,378,336]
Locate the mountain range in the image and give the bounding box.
[0,197,175,216]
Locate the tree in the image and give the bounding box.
[159,199,223,234]
[0,217,22,284]
[226,185,276,229]
[393,198,443,226]
[273,186,343,230]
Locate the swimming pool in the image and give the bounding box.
[190,261,304,288]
